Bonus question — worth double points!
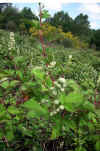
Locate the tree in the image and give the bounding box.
[19,7,38,32]
[90,29,100,50]
[2,5,21,30]
[20,7,38,20]
[72,13,90,40]
[46,11,73,32]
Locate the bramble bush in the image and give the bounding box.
[0,3,100,151]
[0,52,100,151]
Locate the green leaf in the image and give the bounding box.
[32,20,40,29]
[83,101,95,112]
[13,56,26,64]
[50,118,62,140]
[7,106,20,114]
[6,131,14,141]
[42,10,51,19]
[64,120,77,131]
[4,69,15,76]
[88,112,97,123]
[59,92,83,112]
[22,98,48,118]
[0,73,7,78]
[67,80,80,92]
[31,69,45,81]
[18,124,32,137]
[87,122,95,132]
[45,76,52,88]
[75,146,87,151]
[79,119,87,127]
[50,127,60,140]
[16,70,23,80]
[0,80,9,89]
[9,80,20,88]
[96,141,100,151]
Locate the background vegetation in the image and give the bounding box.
[0,3,100,50]
[0,2,100,151]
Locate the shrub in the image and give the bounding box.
[59,38,74,48]
[19,23,27,34]
[6,21,17,31]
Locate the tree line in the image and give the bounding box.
[0,3,100,50]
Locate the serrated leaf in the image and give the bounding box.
[6,131,14,141]
[22,98,48,118]
[18,124,32,137]
[0,80,9,89]
[7,106,19,114]
[75,146,87,151]
[96,141,100,151]
[45,76,52,88]
[16,70,23,80]
[59,92,83,112]
[50,127,60,140]
[87,122,95,132]
[31,69,45,81]
[9,80,20,88]
[42,10,50,19]
[32,20,40,29]
[83,101,95,112]
[50,119,61,140]
[13,56,25,64]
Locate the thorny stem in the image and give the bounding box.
[2,136,9,148]
[39,3,46,57]
[38,3,55,88]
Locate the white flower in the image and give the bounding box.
[46,72,49,75]
[50,61,56,66]
[0,77,8,83]
[56,108,60,112]
[59,105,64,110]
[53,111,57,114]
[69,55,72,59]
[63,83,66,87]
[58,77,66,83]
[48,61,56,68]
[54,81,61,88]
[8,32,15,50]
[52,90,57,96]
[54,100,59,105]
[41,99,48,103]
[62,126,65,131]
[50,87,55,90]
[45,100,49,103]
[50,112,53,116]
[34,66,42,70]
[60,88,64,92]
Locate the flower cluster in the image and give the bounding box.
[54,77,67,92]
[69,55,72,59]
[48,61,56,68]
[97,76,100,85]
[50,103,64,116]
[8,32,15,51]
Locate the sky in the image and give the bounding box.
[0,0,100,29]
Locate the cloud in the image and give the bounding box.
[79,3,100,29]
[1,0,100,11]
[1,0,100,29]
[90,22,100,29]
[1,0,100,2]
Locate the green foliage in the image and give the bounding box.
[0,5,100,150]
[90,30,100,50]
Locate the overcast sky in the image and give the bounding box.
[1,0,100,29]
